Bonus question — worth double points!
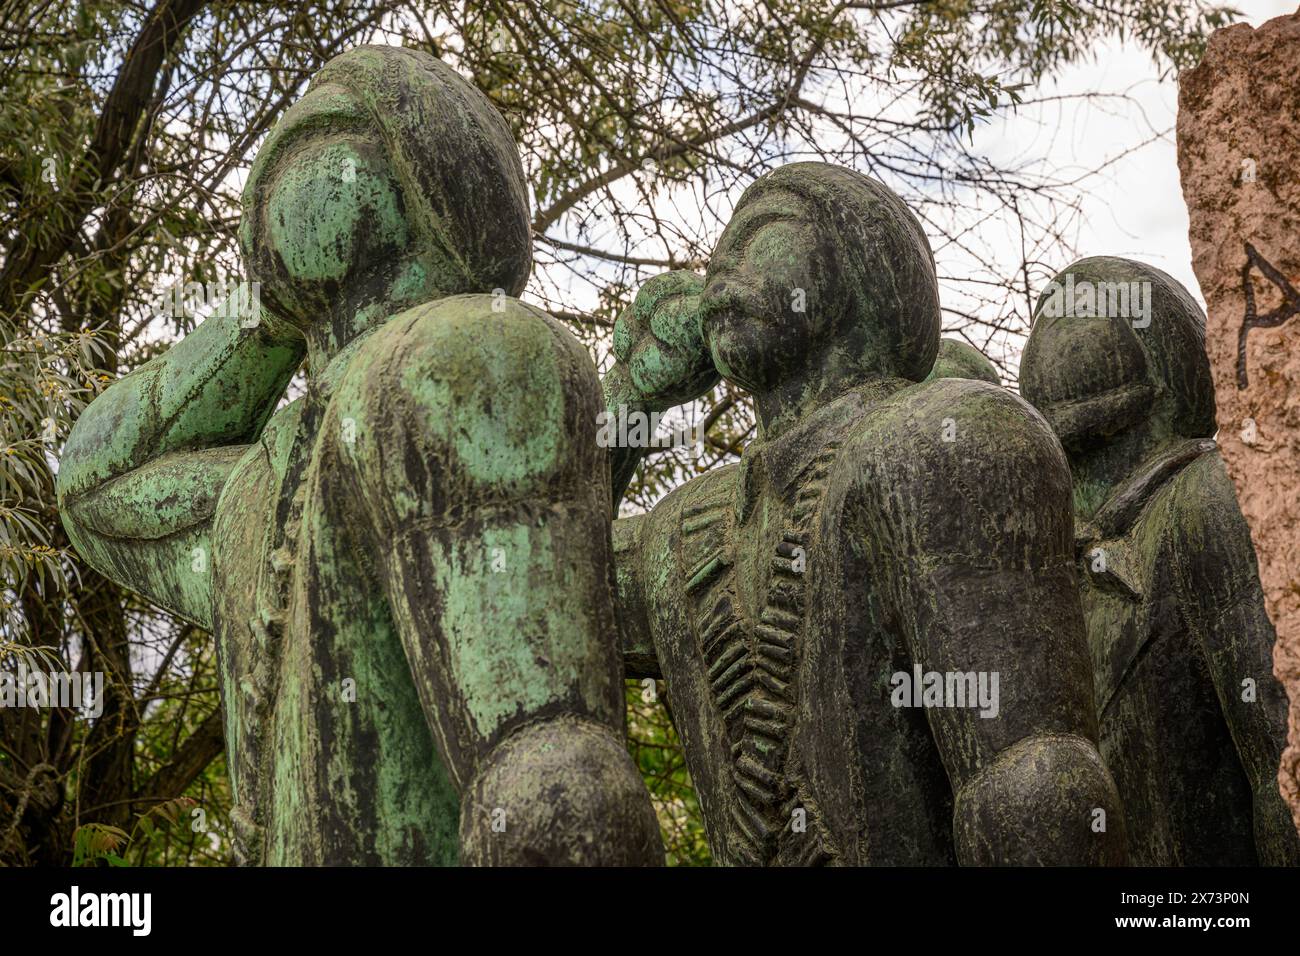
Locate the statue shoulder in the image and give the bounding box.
[846,378,1067,482]
[839,379,1075,558]
[622,461,742,577]
[1166,448,1260,581]
[652,459,739,506]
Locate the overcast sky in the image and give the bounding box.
[989,0,1294,310]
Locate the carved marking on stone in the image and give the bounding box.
[1237,242,1300,389]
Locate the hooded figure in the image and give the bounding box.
[57,44,663,867]
[1022,256,1300,866]
[1022,256,1213,450]
[239,44,533,365]
[701,162,940,408]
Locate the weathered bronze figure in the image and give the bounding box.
[924,338,1001,385]
[1021,256,1300,865]
[606,164,1126,865]
[60,44,1130,867]
[57,45,662,866]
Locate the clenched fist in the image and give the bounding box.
[605,271,719,413]
[602,271,719,506]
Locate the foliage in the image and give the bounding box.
[71,795,202,866]
[626,680,710,865]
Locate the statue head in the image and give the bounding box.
[924,338,1001,386]
[239,45,532,341]
[698,163,940,396]
[1020,257,1215,452]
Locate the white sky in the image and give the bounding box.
[987,0,1294,311]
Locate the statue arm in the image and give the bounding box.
[325,298,663,864]
[599,271,717,509]
[56,306,304,626]
[613,513,660,679]
[853,379,1126,865]
[601,364,655,506]
[1171,457,1300,863]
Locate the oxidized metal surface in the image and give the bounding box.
[1022,257,1300,865]
[608,164,1126,866]
[61,43,1284,869]
[58,45,662,866]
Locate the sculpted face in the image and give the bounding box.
[239,45,533,342]
[698,163,941,396]
[699,188,828,393]
[1020,300,1153,450]
[255,87,411,329]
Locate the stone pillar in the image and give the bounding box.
[1177,9,1300,828]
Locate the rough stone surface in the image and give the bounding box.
[1177,11,1300,828]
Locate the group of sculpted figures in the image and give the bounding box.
[55,46,1300,866]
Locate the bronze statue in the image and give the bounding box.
[57,45,662,866]
[605,164,1126,865]
[59,45,1131,867]
[1021,256,1300,865]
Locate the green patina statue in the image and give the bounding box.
[1021,257,1300,865]
[605,164,1126,865]
[57,45,662,866]
[924,338,1001,386]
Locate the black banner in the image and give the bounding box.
[0,866,1289,942]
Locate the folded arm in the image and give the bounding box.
[1172,454,1300,864]
[57,305,304,626]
